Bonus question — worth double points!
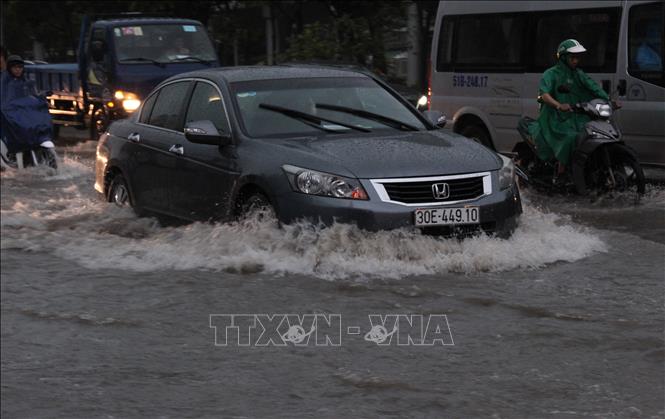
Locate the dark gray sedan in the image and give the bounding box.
[94,66,522,236]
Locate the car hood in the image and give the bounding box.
[270,130,502,179]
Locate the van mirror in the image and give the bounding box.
[184,120,232,146]
[422,110,447,128]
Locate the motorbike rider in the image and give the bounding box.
[1,55,38,108]
[528,39,610,181]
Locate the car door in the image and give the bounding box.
[170,80,240,221]
[128,80,191,214]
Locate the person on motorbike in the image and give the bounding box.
[1,55,57,170]
[528,39,610,182]
[1,55,38,108]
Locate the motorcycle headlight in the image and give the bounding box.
[282,165,368,200]
[498,154,515,190]
[595,103,612,118]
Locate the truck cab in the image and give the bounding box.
[27,15,220,140]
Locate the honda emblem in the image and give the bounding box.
[432,183,450,199]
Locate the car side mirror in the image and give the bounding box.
[184,120,232,146]
[422,110,447,128]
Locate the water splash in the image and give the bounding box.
[1,156,610,279]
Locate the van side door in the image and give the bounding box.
[616,0,665,165]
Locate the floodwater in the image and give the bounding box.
[1,141,664,418]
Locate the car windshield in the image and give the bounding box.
[113,24,216,64]
[231,77,427,137]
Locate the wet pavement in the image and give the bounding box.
[1,137,664,418]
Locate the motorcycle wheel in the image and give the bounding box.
[587,145,645,198]
[0,139,19,170]
[34,148,58,170]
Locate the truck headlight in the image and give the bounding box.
[114,90,141,112]
[282,165,368,200]
[498,154,515,190]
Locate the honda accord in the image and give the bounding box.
[94,66,522,236]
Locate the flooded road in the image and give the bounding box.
[2,141,664,418]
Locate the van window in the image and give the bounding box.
[148,82,191,131]
[436,17,454,70]
[185,82,230,134]
[437,13,526,72]
[628,2,663,87]
[532,8,620,73]
[455,14,525,69]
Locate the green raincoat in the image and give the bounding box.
[528,56,609,165]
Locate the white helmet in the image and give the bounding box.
[557,39,587,58]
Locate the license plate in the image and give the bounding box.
[414,207,480,227]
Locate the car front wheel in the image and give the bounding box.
[239,192,277,222]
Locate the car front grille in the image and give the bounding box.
[381,176,485,204]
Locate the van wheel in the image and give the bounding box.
[460,124,492,149]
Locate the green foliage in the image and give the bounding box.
[281,4,404,73]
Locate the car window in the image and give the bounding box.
[532,8,620,73]
[628,2,663,87]
[148,81,190,131]
[139,92,158,124]
[185,82,230,133]
[231,77,426,138]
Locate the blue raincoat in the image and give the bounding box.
[1,71,53,153]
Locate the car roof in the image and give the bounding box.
[171,65,370,84]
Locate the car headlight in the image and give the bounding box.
[282,165,368,200]
[498,154,515,190]
[114,90,141,112]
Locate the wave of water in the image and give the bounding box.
[1,158,610,280]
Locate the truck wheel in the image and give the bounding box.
[460,124,493,149]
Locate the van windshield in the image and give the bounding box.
[113,24,216,64]
[231,77,426,138]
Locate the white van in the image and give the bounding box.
[429,0,664,166]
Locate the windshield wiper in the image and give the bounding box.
[170,56,213,66]
[118,57,165,68]
[315,103,420,131]
[258,103,371,133]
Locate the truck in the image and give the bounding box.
[25,13,220,141]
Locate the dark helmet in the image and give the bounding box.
[6,55,25,68]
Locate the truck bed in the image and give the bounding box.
[25,64,85,127]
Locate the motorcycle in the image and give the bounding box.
[1,93,58,171]
[515,98,645,198]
